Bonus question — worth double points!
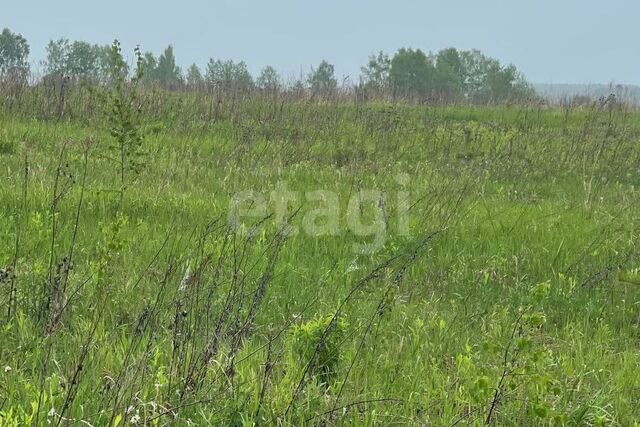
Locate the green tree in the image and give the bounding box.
[155,45,182,87]
[389,48,438,99]
[256,65,281,91]
[459,49,533,103]
[141,52,159,82]
[435,47,466,100]
[289,76,307,97]
[44,39,108,81]
[360,51,391,91]
[205,58,254,91]
[459,49,496,102]
[94,44,123,83]
[308,60,337,95]
[44,38,71,75]
[97,40,146,208]
[186,63,204,87]
[485,63,533,102]
[67,41,100,78]
[0,28,30,80]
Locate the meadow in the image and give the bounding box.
[1,87,640,425]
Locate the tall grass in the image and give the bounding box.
[0,82,639,425]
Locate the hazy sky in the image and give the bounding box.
[4,0,639,84]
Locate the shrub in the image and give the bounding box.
[290,313,347,384]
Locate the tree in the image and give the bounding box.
[94,44,123,83]
[44,38,71,75]
[289,76,307,97]
[140,52,163,85]
[389,48,438,99]
[256,65,281,91]
[205,58,253,91]
[308,60,337,95]
[44,38,110,82]
[356,46,532,103]
[484,63,533,102]
[186,63,204,87]
[459,49,533,103]
[100,40,146,208]
[459,49,496,102]
[155,45,182,87]
[435,47,466,100]
[0,28,30,80]
[360,51,390,91]
[67,41,100,78]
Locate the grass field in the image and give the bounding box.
[1,93,640,425]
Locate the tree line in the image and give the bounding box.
[0,27,534,103]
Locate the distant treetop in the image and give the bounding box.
[0,27,535,103]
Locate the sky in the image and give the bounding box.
[4,0,639,85]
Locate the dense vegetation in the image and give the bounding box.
[1,27,533,104]
[1,39,640,425]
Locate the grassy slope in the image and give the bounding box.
[0,99,639,425]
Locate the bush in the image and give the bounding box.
[290,313,347,384]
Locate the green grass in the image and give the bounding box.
[0,93,639,425]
